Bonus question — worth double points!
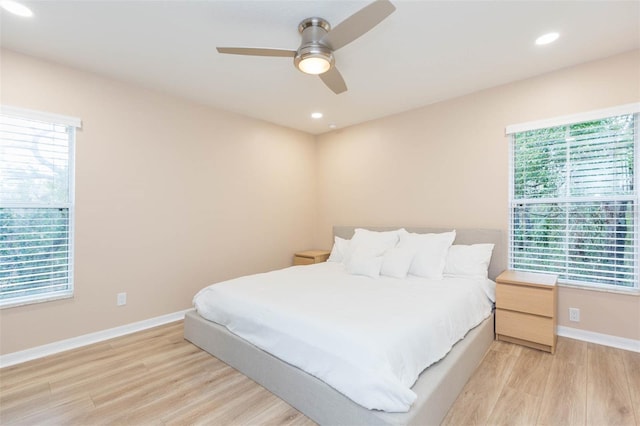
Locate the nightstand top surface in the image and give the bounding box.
[496,270,558,287]
[295,249,331,259]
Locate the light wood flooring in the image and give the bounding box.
[1,321,638,425]
[443,335,640,426]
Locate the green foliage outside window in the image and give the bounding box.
[0,208,70,300]
[0,113,74,305]
[511,114,637,288]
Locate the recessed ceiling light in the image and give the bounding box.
[535,32,559,46]
[328,124,337,129]
[0,0,33,17]
[311,112,323,119]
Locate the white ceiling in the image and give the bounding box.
[1,1,639,135]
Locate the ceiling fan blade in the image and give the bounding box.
[216,47,296,57]
[320,0,396,51]
[320,67,347,94]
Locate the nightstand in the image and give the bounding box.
[495,270,558,354]
[293,250,330,266]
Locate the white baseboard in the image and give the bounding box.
[4,312,637,369]
[557,326,640,353]
[0,309,192,368]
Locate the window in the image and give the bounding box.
[507,104,639,290]
[0,106,81,307]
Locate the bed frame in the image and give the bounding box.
[184,227,506,425]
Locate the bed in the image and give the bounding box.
[184,226,506,425]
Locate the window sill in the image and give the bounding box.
[0,292,74,309]
[558,282,640,297]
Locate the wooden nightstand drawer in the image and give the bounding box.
[293,250,330,266]
[496,309,555,346]
[496,283,554,317]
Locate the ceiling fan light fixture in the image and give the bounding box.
[295,46,334,75]
[298,56,331,75]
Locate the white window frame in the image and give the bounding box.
[0,105,81,308]
[506,103,640,292]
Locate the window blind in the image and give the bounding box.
[509,113,638,289]
[0,109,77,307]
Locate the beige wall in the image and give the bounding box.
[315,50,640,341]
[2,48,638,356]
[0,50,317,355]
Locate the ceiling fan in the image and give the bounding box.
[216,0,396,94]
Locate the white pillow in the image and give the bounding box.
[399,230,456,279]
[343,228,405,264]
[380,247,415,278]
[346,247,383,278]
[327,236,350,263]
[444,244,494,280]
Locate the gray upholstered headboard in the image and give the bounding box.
[333,226,507,281]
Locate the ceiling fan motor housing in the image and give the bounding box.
[294,17,334,74]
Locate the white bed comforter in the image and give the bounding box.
[193,262,494,412]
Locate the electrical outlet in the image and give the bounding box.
[569,307,580,322]
[117,292,127,306]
